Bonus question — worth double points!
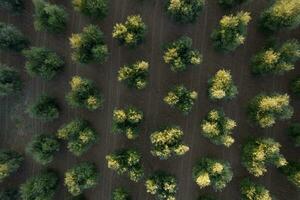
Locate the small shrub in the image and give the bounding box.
[290,77,300,96]
[150,126,189,159]
[0,150,23,182]
[164,85,198,114]
[0,0,23,13]
[240,178,273,200]
[211,11,251,52]
[66,76,103,111]
[0,65,22,96]
[112,106,143,139]
[200,109,236,147]
[64,162,99,196]
[280,161,300,188]
[23,47,64,80]
[72,0,108,19]
[288,123,300,147]
[112,188,131,200]
[163,36,202,72]
[106,149,144,182]
[112,15,147,48]
[192,157,233,191]
[26,134,60,165]
[145,172,177,200]
[27,94,59,122]
[57,119,98,156]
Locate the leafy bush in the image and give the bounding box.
[200,109,236,147]
[165,0,205,23]
[57,119,98,156]
[20,171,58,200]
[240,178,272,200]
[0,22,28,52]
[66,76,103,111]
[288,123,300,147]
[72,0,108,19]
[218,0,249,8]
[0,189,20,200]
[23,47,64,80]
[70,25,108,64]
[192,157,233,191]
[150,126,189,159]
[118,60,149,89]
[290,77,300,96]
[164,85,198,114]
[0,65,22,96]
[33,0,68,33]
[112,106,143,139]
[27,94,59,122]
[0,150,23,182]
[208,69,238,100]
[280,161,300,188]
[251,40,300,75]
[211,11,251,52]
[260,0,300,33]
[106,149,144,182]
[242,137,287,177]
[112,15,147,48]
[112,188,131,200]
[145,172,177,200]
[26,134,60,165]
[64,162,99,196]
[248,93,293,128]
[163,36,202,72]
[0,0,23,13]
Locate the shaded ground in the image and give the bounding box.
[0,0,300,199]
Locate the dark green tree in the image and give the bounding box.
[112,188,131,200]
[0,65,22,96]
[290,77,300,96]
[0,189,20,200]
[280,161,300,188]
[218,0,249,9]
[0,0,23,13]
[72,0,108,19]
[0,150,23,182]
[288,123,300,147]
[198,195,216,200]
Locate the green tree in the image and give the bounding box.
[200,109,236,147]
[198,195,216,200]
[0,189,20,200]
[112,188,131,200]
[112,106,143,139]
[290,77,300,96]
[33,0,68,33]
[211,11,251,52]
[251,40,300,75]
[72,0,108,19]
[112,15,147,48]
[242,137,287,177]
[208,69,238,100]
[150,126,189,159]
[248,93,293,128]
[260,0,300,33]
[288,123,300,147]
[26,134,60,165]
[0,0,23,13]
[57,119,98,156]
[0,64,22,96]
[118,60,149,89]
[280,161,300,188]
[20,171,58,200]
[64,162,99,196]
[106,149,144,182]
[165,0,205,23]
[66,76,103,111]
[145,172,177,200]
[23,47,64,80]
[0,22,28,52]
[27,94,59,122]
[70,25,108,64]
[163,36,202,72]
[164,85,198,114]
[218,0,249,8]
[0,150,23,182]
[240,178,273,200]
[192,157,233,191]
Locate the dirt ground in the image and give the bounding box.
[0,0,300,199]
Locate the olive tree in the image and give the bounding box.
[288,123,300,147]
[150,126,189,159]
[112,188,131,200]
[57,119,98,156]
[106,149,144,182]
[218,0,249,9]
[145,172,177,200]
[248,93,293,128]
[163,36,202,72]
[112,106,143,139]
[0,65,22,96]
[26,134,60,165]
[64,162,99,196]
[290,77,300,96]
[0,0,23,13]
[280,161,300,188]
[23,47,64,80]
[0,150,23,182]
[112,15,147,48]
[70,25,108,64]
[192,157,233,191]
[240,178,273,200]
[72,0,108,19]
[242,137,287,177]
[211,11,251,52]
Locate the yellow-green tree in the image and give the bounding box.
[240,178,273,200]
